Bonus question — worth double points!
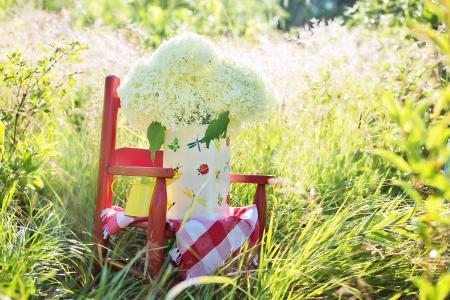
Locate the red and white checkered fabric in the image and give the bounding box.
[101,204,259,279]
[168,204,259,279]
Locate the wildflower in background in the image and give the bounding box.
[429,249,438,259]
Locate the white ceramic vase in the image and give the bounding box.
[163,125,231,220]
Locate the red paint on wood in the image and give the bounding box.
[253,184,267,242]
[94,75,120,263]
[113,147,163,167]
[147,178,168,277]
[230,174,275,185]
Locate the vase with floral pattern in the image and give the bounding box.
[164,125,231,220]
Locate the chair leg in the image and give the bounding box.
[94,171,113,266]
[147,178,168,278]
[93,76,120,272]
[253,184,267,242]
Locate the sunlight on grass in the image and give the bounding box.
[0,0,448,299]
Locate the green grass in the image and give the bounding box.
[22,98,423,299]
[0,3,447,299]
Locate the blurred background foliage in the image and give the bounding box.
[0,0,440,47]
[280,0,356,27]
[346,0,441,28]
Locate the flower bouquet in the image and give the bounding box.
[118,33,274,219]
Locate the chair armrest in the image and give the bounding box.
[230,173,275,185]
[108,166,173,178]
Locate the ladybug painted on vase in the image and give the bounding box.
[197,163,209,175]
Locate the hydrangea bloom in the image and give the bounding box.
[117,33,273,131]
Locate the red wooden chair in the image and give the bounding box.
[94,75,274,278]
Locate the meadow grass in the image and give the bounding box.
[0,8,445,300]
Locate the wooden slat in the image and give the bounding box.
[112,147,163,167]
[230,173,275,185]
[108,166,173,178]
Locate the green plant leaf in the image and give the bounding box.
[392,179,423,204]
[414,273,450,300]
[371,149,412,173]
[166,276,234,300]
[0,120,4,147]
[147,121,166,161]
[435,273,450,300]
[426,123,450,151]
[204,111,229,148]
[413,22,449,54]
[370,229,397,243]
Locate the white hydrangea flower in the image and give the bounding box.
[208,59,274,125]
[149,32,219,77]
[117,32,274,131]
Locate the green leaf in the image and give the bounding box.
[166,276,234,300]
[356,211,377,236]
[392,179,423,204]
[435,273,450,300]
[369,229,397,243]
[33,176,44,189]
[204,111,230,148]
[414,22,449,54]
[381,92,400,120]
[426,123,450,151]
[147,122,166,162]
[414,273,450,300]
[0,120,4,147]
[371,149,412,173]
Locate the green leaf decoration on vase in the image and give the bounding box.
[217,194,224,206]
[204,111,230,148]
[168,137,180,152]
[147,121,166,161]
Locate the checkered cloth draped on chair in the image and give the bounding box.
[101,204,259,278]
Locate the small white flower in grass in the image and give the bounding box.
[429,249,438,259]
[309,188,316,198]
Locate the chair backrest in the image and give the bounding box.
[101,75,163,169]
[95,75,166,265]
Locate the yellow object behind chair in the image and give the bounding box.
[124,183,154,217]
